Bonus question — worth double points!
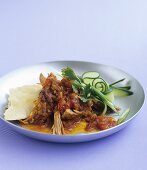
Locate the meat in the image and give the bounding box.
[62,109,80,119]
[62,117,81,131]
[22,72,117,134]
[52,111,65,135]
[96,116,117,130]
[61,108,116,131]
[23,73,61,127]
[39,73,46,86]
[85,115,117,131]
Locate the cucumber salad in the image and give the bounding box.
[61,67,133,124]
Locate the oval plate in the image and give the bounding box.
[0,61,145,143]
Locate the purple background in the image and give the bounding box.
[0,1,146,170]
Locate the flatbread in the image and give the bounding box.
[4,84,42,120]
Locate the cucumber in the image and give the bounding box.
[105,92,114,102]
[82,71,100,79]
[84,77,108,92]
[92,78,109,92]
[116,86,131,90]
[92,78,103,86]
[117,108,130,124]
[101,103,107,115]
[83,78,94,85]
[112,88,133,97]
[96,82,107,92]
[96,82,103,91]
[110,78,125,86]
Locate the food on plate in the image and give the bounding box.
[4,67,133,135]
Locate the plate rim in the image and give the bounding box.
[0,60,145,137]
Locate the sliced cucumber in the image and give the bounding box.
[101,103,107,115]
[105,92,114,102]
[117,108,130,124]
[83,78,94,85]
[116,86,131,91]
[92,78,103,86]
[92,86,117,112]
[82,71,100,79]
[112,88,133,97]
[92,78,109,92]
[110,78,125,86]
[96,82,104,91]
[96,82,107,92]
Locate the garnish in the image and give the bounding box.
[117,108,130,124]
[61,67,133,123]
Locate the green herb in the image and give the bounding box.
[61,67,81,83]
[61,67,117,112]
[80,84,91,102]
[61,67,133,115]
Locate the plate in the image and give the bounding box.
[0,61,145,143]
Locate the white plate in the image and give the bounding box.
[0,61,145,143]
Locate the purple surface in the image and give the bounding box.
[0,1,146,170]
